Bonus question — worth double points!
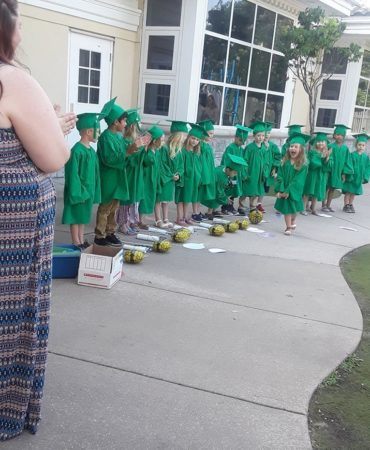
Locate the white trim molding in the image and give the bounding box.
[343,16,370,35]
[19,0,142,31]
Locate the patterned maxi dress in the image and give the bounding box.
[0,127,55,440]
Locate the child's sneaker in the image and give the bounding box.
[349,204,355,213]
[191,213,202,222]
[343,204,351,213]
[105,234,122,247]
[256,204,266,213]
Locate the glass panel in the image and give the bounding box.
[197,83,223,125]
[222,88,245,126]
[322,48,348,75]
[363,109,370,132]
[89,88,100,104]
[361,50,370,78]
[356,79,368,106]
[79,49,90,67]
[249,49,270,89]
[254,6,275,49]
[269,54,288,93]
[147,35,175,70]
[226,43,250,86]
[274,15,293,52]
[265,94,283,128]
[91,52,101,69]
[352,108,364,133]
[320,79,341,100]
[201,35,228,82]
[146,0,182,26]
[78,86,88,103]
[144,83,171,116]
[367,85,370,108]
[206,0,232,36]
[244,91,265,126]
[78,68,89,86]
[231,0,255,43]
[90,70,100,87]
[316,108,337,128]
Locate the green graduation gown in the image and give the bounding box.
[97,129,129,203]
[281,140,289,158]
[157,146,184,202]
[242,142,267,197]
[303,149,333,201]
[274,161,308,214]
[198,141,216,202]
[175,148,202,203]
[139,148,161,214]
[62,142,101,224]
[121,139,145,206]
[342,151,370,195]
[202,166,231,209]
[221,142,244,197]
[265,141,282,187]
[327,142,353,189]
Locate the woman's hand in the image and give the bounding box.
[54,105,77,136]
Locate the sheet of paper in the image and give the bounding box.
[317,213,332,218]
[183,243,205,250]
[208,248,226,253]
[340,226,358,232]
[247,227,265,233]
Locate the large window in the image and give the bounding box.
[352,50,370,133]
[197,0,292,128]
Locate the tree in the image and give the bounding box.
[279,7,362,133]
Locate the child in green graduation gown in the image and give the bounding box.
[242,121,268,212]
[203,154,247,216]
[62,112,102,248]
[322,124,354,212]
[275,133,309,235]
[175,124,208,226]
[281,124,304,158]
[302,132,333,216]
[155,121,187,228]
[192,120,216,221]
[342,133,370,213]
[139,126,164,228]
[221,124,251,215]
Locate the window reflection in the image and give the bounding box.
[356,79,368,107]
[222,88,245,126]
[197,83,223,125]
[226,43,250,86]
[269,54,287,92]
[201,35,228,82]
[274,15,293,52]
[254,6,275,49]
[144,83,171,116]
[265,94,283,128]
[322,48,348,75]
[320,80,341,101]
[361,50,370,78]
[231,0,255,43]
[206,0,232,36]
[249,49,271,90]
[316,108,337,128]
[244,91,265,126]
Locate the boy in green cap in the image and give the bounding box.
[322,124,353,212]
[342,133,370,213]
[241,121,268,212]
[203,154,248,216]
[94,98,150,246]
[281,124,304,157]
[221,124,251,215]
[62,112,103,248]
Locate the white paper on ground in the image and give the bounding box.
[340,226,359,232]
[317,213,332,218]
[260,232,275,238]
[183,243,205,250]
[208,248,226,253]
[247,227,265,233]
[261,219,269,223]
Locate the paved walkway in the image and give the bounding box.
[3,179,369,449]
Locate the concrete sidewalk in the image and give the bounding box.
[3,179,369,449]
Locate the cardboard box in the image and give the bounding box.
[77,244,123,289]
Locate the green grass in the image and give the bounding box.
[308,245,370,449]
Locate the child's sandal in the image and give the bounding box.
[284,227,292,236]
[163,219,173,228]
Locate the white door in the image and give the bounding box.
[67,32,113,148]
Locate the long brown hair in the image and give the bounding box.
[0,0,18,98]
[282,144,306,170]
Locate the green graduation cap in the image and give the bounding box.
[197,120,214,132]
[249,121,267,134]
[333,124,351,136]
[353,133,369,143]
[235,124,252,142]
[265,122,274,133]
[76,112,105,139]
[286,124,304,136]
[289,132,311,146]
[224,153,247,171]
[310,132,329,145]
[189,123,209,140]
[100,97,126,126]
[148,125,164,141]
[126,109,141,129]
[167,120,189,134]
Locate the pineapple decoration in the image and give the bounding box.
[209,224,225,236]
[124,250,145,264]
[224,222,239,233]
[235,218,249,230]
[249,209,263,225]
[152,239,172,253]
[172,228,191,243]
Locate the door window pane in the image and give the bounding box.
[147,36,175,70]
[146,0,182,26]
[91,52,101,69]
[197,83,222,125]
[206,0,232,36]
[265,94,283,128]
[144,83,171,116]
[356,79,368,106]
[222,88,245,126]
[269,54,287,92]
[78,86,89,103]
[78,68,89,85]
[79,49,90,67]
[322,48,348,75]
[274,15,293,52]
[226,43,250,86]
[316,108,337,128]
[249,49,271,90]
[89,88,100,104]
[244,91,265,126]
[201,35,228,82]
[361,50,370,78]
[90,70,100,87]
[231,1,255,43]
[320,79,341,100]
[254,6,275,49]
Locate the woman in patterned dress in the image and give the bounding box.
[0,0,75,440]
